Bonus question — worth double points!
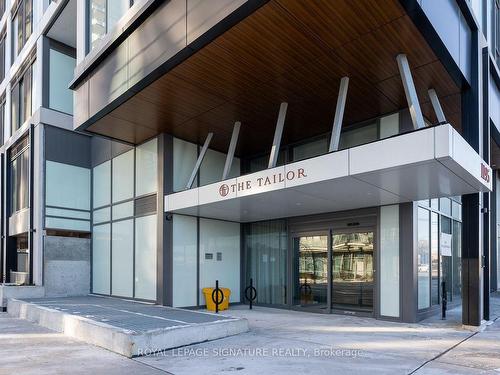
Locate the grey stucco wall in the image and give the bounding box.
[43,236,90,297]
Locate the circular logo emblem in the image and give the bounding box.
[219,184,230,197]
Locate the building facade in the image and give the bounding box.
[1,0,499,327]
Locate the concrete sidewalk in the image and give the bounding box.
[0,294,499,374]
[136,294,500,375]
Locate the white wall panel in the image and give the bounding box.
[199,218,240,303]
[173,215,197,307]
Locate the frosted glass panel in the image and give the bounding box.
[46,207,90,220]
[93,207,110,224]
[45,217,90,232]
[199,218,240,303]
[380,113,399,139]
[136,138,157,196]
[173,138,197,192]
[112,220,133,297]
[200,149,240,186]
[380,205,400,317]
[49,49,76,114]
[93,161,111,208]
[92,224,110,294]
[135,215,157,300]
[46,161,90,210]
[418,207,430,309]
[112,150,134,202]
[173,215,197,307]
[112,201,134,220]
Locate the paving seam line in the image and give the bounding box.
[408,316,500,375]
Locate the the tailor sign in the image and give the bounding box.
[219,168,307,197]
[481,163,490,183]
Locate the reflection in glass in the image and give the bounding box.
[431,212,439,305]
[331,232,374,311]
[294,235,328,309]
[418,207,430,309]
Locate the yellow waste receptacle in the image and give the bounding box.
[202,287,231,311]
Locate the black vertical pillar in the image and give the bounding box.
[461,30,484,327]
[157,134,173,306]
[492,170,498,293]
[482,47,491,321]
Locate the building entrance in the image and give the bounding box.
[289,212,376,315]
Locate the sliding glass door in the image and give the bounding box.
[292,233,329,311]
[331,231,374,312]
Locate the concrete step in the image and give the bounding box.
[7,297,249,358]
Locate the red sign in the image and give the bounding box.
[481,163,490,183]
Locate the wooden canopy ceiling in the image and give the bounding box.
[87,0,461,157]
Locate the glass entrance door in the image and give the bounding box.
[292,234,329,311]
[331,231,374,312]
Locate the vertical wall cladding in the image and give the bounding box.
[43,126,92,296]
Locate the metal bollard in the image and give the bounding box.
[211,280,223,313]
[441,281,447,320]
[244,278,257,310]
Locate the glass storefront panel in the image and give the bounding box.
[431,212,439,305]
[452,220,462,300]
[417,207,430,309]
[293,235,328,309]
[332,232,374,312]
[440,216,452,301]
[244,220,287,305]
[92,224,110,295]
[111,219,133,297]
[134,214,157,300]
[380,205,399,317]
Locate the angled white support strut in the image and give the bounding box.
[222,121,241,180]
[428,89,447,124]
[396,54,425,129]
[186,132,213,189]
[268,102,288,169]
[329,76,349,152]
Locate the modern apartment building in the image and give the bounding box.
[0,0,499,327]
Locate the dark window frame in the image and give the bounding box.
[86,0,134,54]
[11,0,33,62]
[10,54,35,135]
